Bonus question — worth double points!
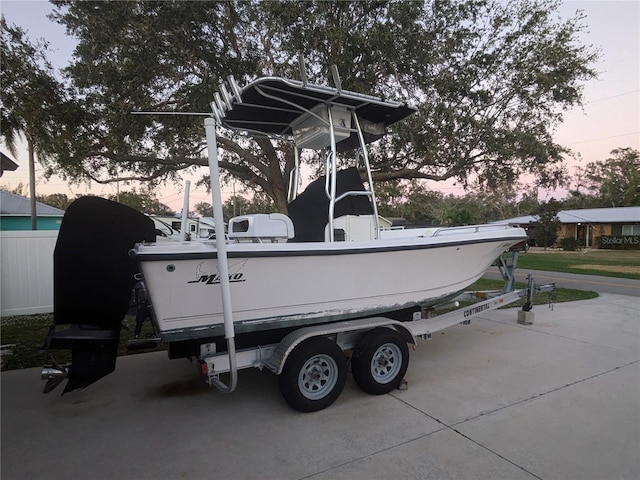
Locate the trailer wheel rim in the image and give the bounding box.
[370,343,403,384]
[298,354,339,400]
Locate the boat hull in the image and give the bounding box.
[134,229,526,342]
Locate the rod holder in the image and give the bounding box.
[299,56,308,86]
[220,84,233,110]
[227,75,242,103]
[330,64,342,93]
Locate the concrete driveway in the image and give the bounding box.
[2,293,638,480]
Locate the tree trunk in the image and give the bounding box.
[272,187,289,214]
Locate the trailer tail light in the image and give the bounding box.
[200,361,208,375]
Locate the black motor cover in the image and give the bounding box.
[44,196,155,393]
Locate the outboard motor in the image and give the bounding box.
[41,196,155,394]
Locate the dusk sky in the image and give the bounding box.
[1,0,638,211]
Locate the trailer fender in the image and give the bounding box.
[266,317,415,375]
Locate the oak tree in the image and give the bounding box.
[45,0,597,212]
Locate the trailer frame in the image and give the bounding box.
[197,251,554,411]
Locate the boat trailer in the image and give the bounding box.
[192,251,554,411]
[41,66,554,412]
[42,231,554,413]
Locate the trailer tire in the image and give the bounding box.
[351,327,409,395]
[278,337,347,412]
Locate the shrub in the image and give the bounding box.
[559,237,581,251]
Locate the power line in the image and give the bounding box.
[566,131,639,146]
[584,89,639,105]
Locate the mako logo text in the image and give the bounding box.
[188,260,247,285]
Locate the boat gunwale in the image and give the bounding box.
[132,234,526,261]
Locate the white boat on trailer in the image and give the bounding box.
[42,68,552,412]
[135,223,527,344]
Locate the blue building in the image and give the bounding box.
[0,191,65,231]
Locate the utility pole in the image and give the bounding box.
[28,140,37,230]
[233,181,236,217]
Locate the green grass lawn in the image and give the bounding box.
[516,249,640,280]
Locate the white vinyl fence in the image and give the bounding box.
[1,230,58,316]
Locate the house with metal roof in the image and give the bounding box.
[0,191,65,231]
[495,206,640,248]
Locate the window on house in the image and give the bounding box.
[621,225,640,235]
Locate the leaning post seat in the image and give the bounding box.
[324,214,379,242]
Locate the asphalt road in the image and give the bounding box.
[483,267,640,296]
